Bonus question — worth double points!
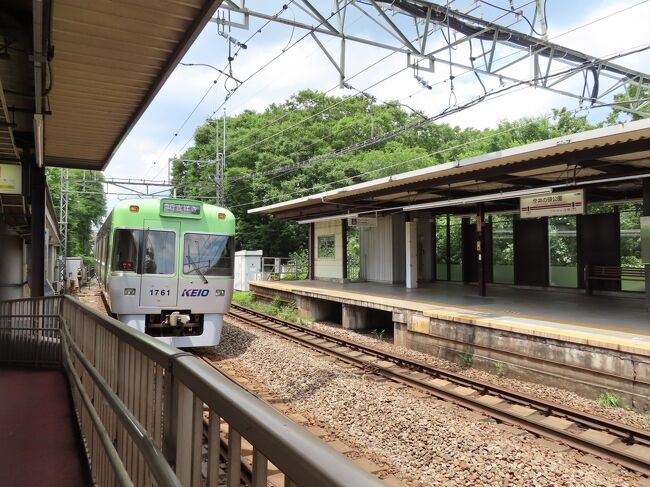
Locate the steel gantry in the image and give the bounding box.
[213,0,650,117]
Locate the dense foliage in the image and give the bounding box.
[172,90,596,256]
[46,168,106,258]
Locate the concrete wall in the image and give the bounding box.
[359,215,393,283]
[313,220,344,280]
[393,311,650,411]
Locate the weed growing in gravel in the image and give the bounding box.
[371,329,385,340]
[460,352,473,368]
[644,412,650,430]
[597,391,621,408]
[233,291,300,324]
[494,361,506,378]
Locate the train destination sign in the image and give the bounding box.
[0,163,21,195]
[161,202,201,216]
[520,189,584,219]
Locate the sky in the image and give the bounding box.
[104,0,650,210]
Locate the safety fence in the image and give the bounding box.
[0,295,384,487]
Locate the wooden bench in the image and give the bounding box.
[584,265,645,294]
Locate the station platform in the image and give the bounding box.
[0,368,88,487]
[250,280,650,354]
[250,279,650,407]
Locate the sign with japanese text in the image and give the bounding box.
[0,163,21,195]
[348,216,377,227]
[520,189,584,218]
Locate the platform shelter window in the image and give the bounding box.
[620,204,644,291]
[548,216,578,288]
[449,217,463,281]
[143,230,175,275]
[435,216,448,280]
[318,235,336,259]
[111,229,141,272]
[435,216,463,281]
[492,215,514,284]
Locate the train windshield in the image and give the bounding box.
[111,229,141,272]
[111,229,176,274]
[183,233,233,277]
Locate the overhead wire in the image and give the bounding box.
[155,0,649,201]
[166,0,530,173]
[222,45,650,209]
[141,2,296,179]
[155,0,356,179]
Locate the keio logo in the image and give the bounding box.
[181,289,209,297]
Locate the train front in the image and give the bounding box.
[108,199,235,347]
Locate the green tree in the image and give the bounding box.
[607,84,650,123]
[46,168,106,258]
[172,90,597,257]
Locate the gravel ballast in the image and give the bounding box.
[201,320,645,487]
[311,321,650,431]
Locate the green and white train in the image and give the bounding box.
[95,198,235,347]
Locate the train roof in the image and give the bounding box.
[103,198,235,233]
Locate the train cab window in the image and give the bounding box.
[183,233,234,277]
[111,229,141,272]
[142,230,176,275]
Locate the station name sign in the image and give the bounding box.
[520,189,584,219]
[0,163,22,195]
[348,216,377,228]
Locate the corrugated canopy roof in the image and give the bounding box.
[249,118,650,221]
[0,0,223,170]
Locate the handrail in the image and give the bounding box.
[60,319,180,487]
[1,295,386,487]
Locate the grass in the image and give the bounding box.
[459,352,473,368]
[597,391,621,409]
[232,291,299,323]
[494,361,506,378]
[371,329,386,340]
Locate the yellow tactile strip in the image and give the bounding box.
[249,281,650,356]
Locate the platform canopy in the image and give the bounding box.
[249,118,650,221]
[0,0,223,171]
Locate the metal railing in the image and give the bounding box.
[259,257,308,281]
[0,295,384,487]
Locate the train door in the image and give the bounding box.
[139,221,179,308]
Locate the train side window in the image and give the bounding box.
[142,230,176,275]
[183,234,234,277]
[111,229,142,272]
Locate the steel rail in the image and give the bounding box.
[258,293,650,389]
[227,304,650,476]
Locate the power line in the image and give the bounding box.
[141,2,296,180]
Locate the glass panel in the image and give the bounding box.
[143,230,176,275]
[111,229,141,272]
[620,204,644,292]
[548,216,577,288]
[449,216,463,281]
[492,215,514,284]
[347,226,360,281]
[435,216,448,280]
[183,234,234,277]
[317,235,336,258]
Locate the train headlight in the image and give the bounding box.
[215,289,225,296]
[124,288,136,296]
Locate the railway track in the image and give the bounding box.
[227,303,650,477]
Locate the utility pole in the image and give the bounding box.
[58,168,69,292]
